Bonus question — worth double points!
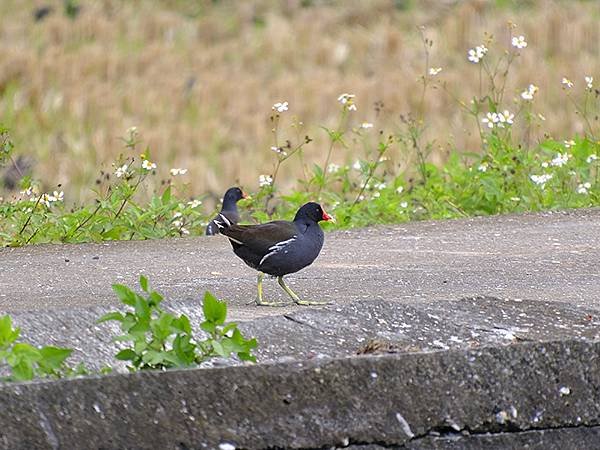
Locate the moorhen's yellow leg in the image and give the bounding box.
[277,276,330,306]
[256,272,286,307]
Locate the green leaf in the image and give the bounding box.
[96,311,124,324]
[134,294,150,321]
[115,349,137,361]
[202,291,227,325]
[0,315,19,347]
[161,186,172,204]
[38,346,73,370]
[139,275,149,292]
[112,284,137,306]
[11,361,34,381]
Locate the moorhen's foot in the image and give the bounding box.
[293,299,332,306]
[255,299,288,307]
[277,276,329,306]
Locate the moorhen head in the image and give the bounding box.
[205,187,247,236]
[215,202,333,306]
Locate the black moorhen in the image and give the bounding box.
[205,187,247,235]
[215,202,333,306]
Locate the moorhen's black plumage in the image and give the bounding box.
[205,187,247,236]
[215,202,333,306]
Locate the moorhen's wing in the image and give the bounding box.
[220,220,298,254]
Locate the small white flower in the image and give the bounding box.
[538,113,546,121]
[428,67,442,76]
[187,199,202,208]
[115,164,129,178]
[180,227,190,235]
[530,173,553,187]
[586,154,598,163]
[173,212,183,219]
[353,160,362,171]
[396,186,404,194]
[577,182,592,194]
[338,93,357,111]
[576,182,591,194]
[373,191,381,198]
[564,140,576,148]
[374,182,386,190]
[467,45,488,63]
[258,174,273,187]
[482,112,499,129]
[478,163,488,172]
[497,110,514,127]
[337,93,355,104]
[550,153,570,167]
[272,101,289,113]
[169,168,188,176]
[327,163,340,173]
[510,197,521,202]
[521,84,538,101]
[270,146,287,156]
[400,201,408,208]
[360,122,373,129]
[511,35,527,49]
[126,126,138,136]
[541,162,549,168]
[142,159,157,171]
[561,77,574,89]
[20,187,34,196]
[585,76,594,90]
[172,220,183,228]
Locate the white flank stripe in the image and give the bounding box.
[214,213,231,229]
[259,237,296,266]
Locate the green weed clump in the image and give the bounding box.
[0,315,86,382]
[1,278,257,383]
[98,276,257,371]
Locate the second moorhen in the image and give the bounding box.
[215,202,333,306]
[205,187,247,235]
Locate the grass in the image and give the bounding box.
[1,0,600,203]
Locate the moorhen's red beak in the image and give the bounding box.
[322,211,334,222]
[242,191,250,199]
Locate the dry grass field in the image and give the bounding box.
[1,0,599,202]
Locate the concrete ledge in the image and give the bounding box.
[1,339,599,449]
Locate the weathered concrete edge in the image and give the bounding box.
[1,338,599,449]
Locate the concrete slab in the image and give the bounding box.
[1,339,600,449]
[1,208,599,322]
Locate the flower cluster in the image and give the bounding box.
[115,164,130,178]
[170,168,188,176]
[428,67,442,76]
[530,173,553,188]
[467,45,488,63]
[586,154,598,164]
[270,146,287,156]
[338,93,357,111]
[561,77,574,89]
[40,190,64,207]
[585,76,594,91]
[550,153,570,167]
[272,101,289,113]
[482,110,514,129]
[511,35,527,49]
[577,182,591,195]
[258,174,273,187]
[141,159,157,171]
[172,212,189,235]
[521,84,538,101]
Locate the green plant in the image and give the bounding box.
[0,315,85,382]
[98,276,257,371]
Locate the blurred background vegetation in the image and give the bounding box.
[1,0,599,204]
